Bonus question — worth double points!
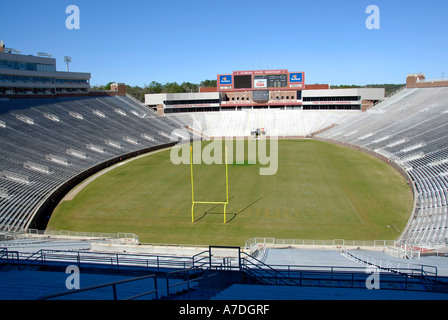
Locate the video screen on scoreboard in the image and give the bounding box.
[233,75,252,89]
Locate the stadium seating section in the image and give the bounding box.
[318,87,448,246]
[0,96,183,232]
[169,109,358,137]
[1,88,448,245]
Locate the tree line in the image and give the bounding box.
[91,80,217,102]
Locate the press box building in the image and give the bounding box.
[0,45,90,97]
[145,69,385,115]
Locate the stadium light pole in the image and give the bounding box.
[64,56,72,72]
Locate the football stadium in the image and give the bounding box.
[1,2,448,306]
[1,48,448,302]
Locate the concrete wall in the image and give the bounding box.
[406,74,448,88]
[90,243,246,257]
[145,92,220,105]
[302,88,385,100]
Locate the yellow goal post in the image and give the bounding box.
[190,145,229,224]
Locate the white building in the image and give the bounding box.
[0,48,90,96]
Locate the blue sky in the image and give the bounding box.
[1,0,447,86]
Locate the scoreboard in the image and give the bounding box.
[218,70,304,91]
[254,74,287,88]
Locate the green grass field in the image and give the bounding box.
[47,139,413,246]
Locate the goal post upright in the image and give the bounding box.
[190,144,229,224]
[224,145,229,223]
[190,145,195,223]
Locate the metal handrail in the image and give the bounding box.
[166,267,204,299]
[2,245,448,296]
[38,273,158,300]
[21,249,197,271]
[245,237,397,249]
[240,251,299,285]
[192,250,210,268]
[341,248,439,279]
[0,249,20,268]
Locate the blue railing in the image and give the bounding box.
[2,247,448,297]
[39,273,159,300]
[1,248,207,272]
[166,268,210,299]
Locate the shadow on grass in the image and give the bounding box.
[194,196,263,223]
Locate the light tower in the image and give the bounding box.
[64,56,72,72]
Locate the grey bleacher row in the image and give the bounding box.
[0,96,184,232]
[318,87,448,246]
[167,109,359,137]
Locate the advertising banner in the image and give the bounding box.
[254,78,267,88]
[219,75,232,85]
[289,72,303,83]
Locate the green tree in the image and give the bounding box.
[200,79,217,87]
[161,82,183,93]
[146,81,163,94]
[93,78,220,101]
[182,82,198,93]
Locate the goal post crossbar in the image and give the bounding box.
[193,201,228,204]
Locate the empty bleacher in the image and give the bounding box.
[1,243,447,300]
[318,87,448,246]
[169,109,359,138]
[0,96,183,233]
[212,283,448,300]
[0,268,195,300]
